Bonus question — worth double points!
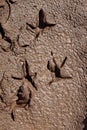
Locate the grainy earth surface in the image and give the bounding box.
[0,0,87,130]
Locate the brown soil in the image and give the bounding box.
[0,0,87,130]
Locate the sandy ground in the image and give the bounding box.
[0,0,87,130]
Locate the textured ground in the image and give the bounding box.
[0,0,87,130]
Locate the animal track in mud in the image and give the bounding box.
[0,24,30,53]
[23,60,38,91]
[26,8,56,39]
[47,51,72,84]
[0,23,15,52]
[12,59,38,90]
[11,84,32,121]
[11,59,38,121]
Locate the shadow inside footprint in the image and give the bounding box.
[83,114,87,130]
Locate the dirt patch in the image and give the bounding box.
[0,0,87,130]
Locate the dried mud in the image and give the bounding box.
[0,0,87,130]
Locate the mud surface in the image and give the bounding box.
[0,0,87,130]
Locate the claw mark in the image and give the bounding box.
[4,36,12,44]
[60,57,67,68]
[11,110,15,121]
[26,23,36,30]
[0,5,4,8]
[8,0,16,4]
[11,76,22,80]
[0,23,5,39]
[47,52,72,84]
[26,8,56,39]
